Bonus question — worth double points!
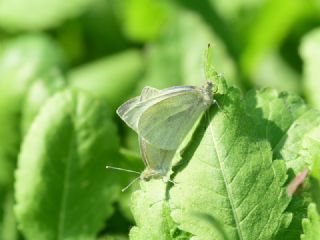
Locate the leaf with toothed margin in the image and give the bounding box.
[129,180,191,240]
[244,88,320,173]
[168,86,291,240]
[301,203,320,240]
[15,89,122,240]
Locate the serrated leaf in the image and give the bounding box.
[244,88,320,173]
[169,86,290,240]
[243,88,320,239]
[0,0,92,31]
[300,28,320,109]
[301,203,320,240]
[129,181,172,240]
[15,89,122,240]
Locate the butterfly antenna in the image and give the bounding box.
[106,166,140,175]
[121,176,141,192]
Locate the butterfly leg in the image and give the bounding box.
[162,176,178,186]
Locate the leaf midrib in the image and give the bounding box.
[57,112,76,240]
[209,122,244,240]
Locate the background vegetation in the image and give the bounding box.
[1,0,320,239]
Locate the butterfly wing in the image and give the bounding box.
[138,90,209,150]
[116,86,197,132]
[139,137,175,176]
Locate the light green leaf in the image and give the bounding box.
[301,203,320,240]
[15,89,122,240]
[138,7,238,90]
[69,50,144,111]
[169,86,290,240]
[0,191,19,240]
[121,0,170,42]
[21,69,67,134]
[0,34,64,185]
[0,0,92,31]
[241,0,315,79]
[300,28,320,109]
[129,180,190,240]
[129,181,172,240]
[248,52,300,93]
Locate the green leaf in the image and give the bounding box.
[138,7,238,90]
[301,203,320,240]
[129,181,172,240]
[300,28,320,109]
[0,0,92,31]
[21,69,67,134]
[0,34,64,185]
[15,89,122,240]
[0,191,20,240]
[169,86,291,239]
[121,0,170,42]
[241,0,315,79]
[244,88,320,239]
[244,88,320,173]
[69,50,144,111]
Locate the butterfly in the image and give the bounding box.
[108,81,215,188]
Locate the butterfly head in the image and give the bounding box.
[141,168,163,181]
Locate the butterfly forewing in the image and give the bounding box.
[117,86,198,132]
[138,90,208,150]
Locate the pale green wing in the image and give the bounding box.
[116,86,197,132]
[138,91,209,150]
[116,86,161,131]
[140,86,161,101]
[139,137,175,176]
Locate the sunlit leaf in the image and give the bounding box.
[0,0,92,31]
[15,89,122,240]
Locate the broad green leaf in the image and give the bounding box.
[0,34,64,185]
[129,181,171,240]
[243,88,320,173]
[129,181,190,240]
[0,0,92,31]
[21,69,67,134]
[69,50,144,111]
[248,52,300,93]
[244,88,320,239]
[15,89,122,240]
[241,0,315,79]
[300,28,320,109]
[169,86,291,240]
[121,0,170,42]
[301,203,320,240]
[138,7,238,90]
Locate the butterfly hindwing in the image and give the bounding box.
[139,137,175,175]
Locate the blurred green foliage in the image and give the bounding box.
[0,0,320,239]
